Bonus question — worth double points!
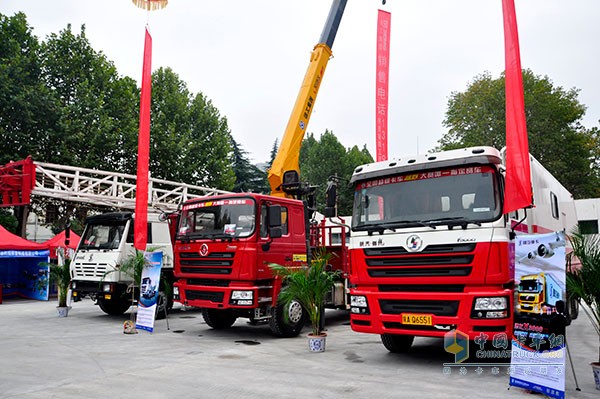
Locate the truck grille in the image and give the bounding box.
[73,262,110,278]
[364,243,475,278]
[379,299,459,316]
[180,267,231,275]
[178,251,234,275]
[185,290,224,303]
[378,284,465,293]
[187,279,230,287]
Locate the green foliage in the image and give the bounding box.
[440,69,600,198]
[0,209,18,233]
[0,12,55,165]
[117,250,148,287]
[38,258,72,307]
[567,229,600,363]
[148,67,235,190]
[300,131,373,215]
[270,251,340,336]
[231,138,268,193]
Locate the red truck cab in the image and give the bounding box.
[173,193,310,336]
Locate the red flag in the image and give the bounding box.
[502,0,532,214]
[376,10,391,162]
[134,27,152,251]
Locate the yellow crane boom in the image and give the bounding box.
[268,0,347,198]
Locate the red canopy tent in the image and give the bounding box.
[44,230,81,259]
[0,225,47,250]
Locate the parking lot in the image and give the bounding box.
[0,298,598,398]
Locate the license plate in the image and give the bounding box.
[401,313,432,326]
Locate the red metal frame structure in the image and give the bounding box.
[0,157,36,207]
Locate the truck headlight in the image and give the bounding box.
[350,295,370,315]
[231,291,253,300]
[472,296,509,318]
[474,297,507,310]
[173,286,179,296]
[71,281,77,290]
[102,283,111,293]
[230,290,253,306]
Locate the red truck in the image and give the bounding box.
[172,0,349,337]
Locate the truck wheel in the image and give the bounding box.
[201,309,237,329]
[380,334,414,353]
[269,300,306,338]
[98,297,131,315]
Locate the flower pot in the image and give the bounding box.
[308,333,327,352]
[592,362,600,390]
[56,306,71,317]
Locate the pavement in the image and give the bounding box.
[0,298,598,399]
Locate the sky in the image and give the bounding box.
[2,0,599,165]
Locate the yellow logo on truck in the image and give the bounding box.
[293,254,307,262]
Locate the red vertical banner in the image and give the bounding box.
[134,27,152,251]
[376,10,391,162]
[502,0,532,214]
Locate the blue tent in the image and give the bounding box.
[0,225,49,301]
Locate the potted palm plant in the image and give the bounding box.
[567,229,600,390]
[270,251,340,352]
[47,258,73,317]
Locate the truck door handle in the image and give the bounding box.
[285,256,292,261]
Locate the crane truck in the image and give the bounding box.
[326,146,577,352]
[172,0,350,337]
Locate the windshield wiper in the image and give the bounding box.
[426,217,482,229]
[353,220,436,234]
[206,233,234,241]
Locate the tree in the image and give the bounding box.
[147,67,235,190]
[0,209,18,233]
[0,12,56,165]
[231,138,268,193]
[440,69,599,198]
[300,130,373,215]
[40,24,139,172]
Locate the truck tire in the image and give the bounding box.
[202,308,237,329]
[380,334,414,353]
[98,297,131,315]
[269,300,306,338]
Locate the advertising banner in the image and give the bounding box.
[375,9,390,162]
[510,232,566,398]
[135,251,163,333]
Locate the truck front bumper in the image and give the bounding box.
[349,287,513,340]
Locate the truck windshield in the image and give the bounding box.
[79,222,126,250]
[178,198,256,239]
[352,165,501,230]
[518,280,542,293]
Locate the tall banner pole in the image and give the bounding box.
[502,0,532,214]
[375,10,391,162]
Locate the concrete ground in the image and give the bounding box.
[0,298,598,399]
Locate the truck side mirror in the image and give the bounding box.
[324,181,337,218]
